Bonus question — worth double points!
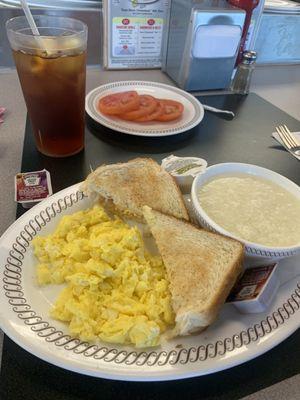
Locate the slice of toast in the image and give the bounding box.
[81,158,189,222]
[143,206,244,336]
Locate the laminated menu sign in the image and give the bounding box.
[103,0,170,69]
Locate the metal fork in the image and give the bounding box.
[275,125,300,157]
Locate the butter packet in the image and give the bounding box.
[15,169,53,208]
[161,155,207,193]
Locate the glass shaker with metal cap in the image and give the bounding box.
[230,51,257,95]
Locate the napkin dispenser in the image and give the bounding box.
[162,0,246,91]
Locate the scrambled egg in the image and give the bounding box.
[32,205,174,347]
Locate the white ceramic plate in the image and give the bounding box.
[0,184,299,381]
[85,81,204,137]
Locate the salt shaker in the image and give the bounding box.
[230,51,257,95]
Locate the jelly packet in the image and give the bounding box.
[15,169,53,208]
[227,264,279,313]
[161,155,207,193]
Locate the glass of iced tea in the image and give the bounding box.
[6,16,87,157]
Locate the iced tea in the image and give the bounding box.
[6,16,88,157]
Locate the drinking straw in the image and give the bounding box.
[20,0,40,35]
[20,0,49,54]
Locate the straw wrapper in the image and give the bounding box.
[0,108,5,124]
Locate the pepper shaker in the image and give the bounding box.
[230,51,257,95]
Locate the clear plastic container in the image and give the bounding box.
[161,155,207,193]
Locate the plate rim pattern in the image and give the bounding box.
[2,188,300,367]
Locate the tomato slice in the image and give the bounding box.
[156,99,184,122]
[118,95,158,121]
[98,91,140,115]
[135,102,164,122]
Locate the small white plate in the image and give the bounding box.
[0,184,300,381]
[85,81,204,137]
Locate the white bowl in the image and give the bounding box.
[191,163,300,262]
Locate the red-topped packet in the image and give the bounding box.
[227,263,279,313]
[15,169,53,208]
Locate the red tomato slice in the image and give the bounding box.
[156,99,184,122]
[118,95,158,121]
[135,102,164,122]
[98,91,140,115]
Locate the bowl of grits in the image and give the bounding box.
[191,163,300,261]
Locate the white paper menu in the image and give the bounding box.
[103,0,170,69]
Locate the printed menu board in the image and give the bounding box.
[103,0,170,69]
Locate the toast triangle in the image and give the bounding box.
[143,206,244,336]
[81,158,189,222]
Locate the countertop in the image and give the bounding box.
[0,64,300,399]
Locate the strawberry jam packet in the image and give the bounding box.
[227,264,279,313]
[15,169,52,208]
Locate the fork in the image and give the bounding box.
[275,125,300,157]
